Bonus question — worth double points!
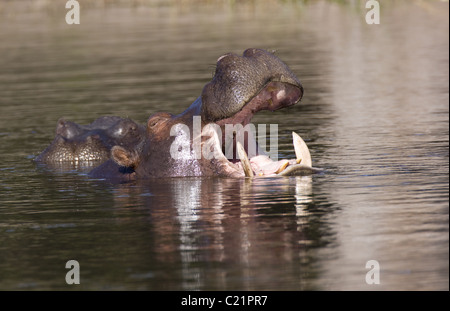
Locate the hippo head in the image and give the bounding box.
[102,48,317,179]
[196,48,312,177]
[36,116,145,164]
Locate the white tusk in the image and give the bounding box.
[237,142,254,177]
[292,132,312,167]
[274,160,290,174]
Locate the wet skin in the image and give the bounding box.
[89,48,320,181]
[35,116,145,164]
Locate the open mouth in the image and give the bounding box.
[204,81,318,177]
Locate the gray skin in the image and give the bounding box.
[89,48,314,181]
[35,116,145,164]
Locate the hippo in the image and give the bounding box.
[35,116,146,164]
[89,48,320,181]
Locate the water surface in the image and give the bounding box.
[0,0,448,290]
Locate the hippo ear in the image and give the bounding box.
[111,146,137,168]
[56,118,68,137]
[56,118,83,139]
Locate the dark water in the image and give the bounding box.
[0,1,448,290]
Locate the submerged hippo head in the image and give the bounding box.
[35,116,145,164]
[90,48,319,180]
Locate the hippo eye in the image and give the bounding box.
[147,112,172,131]
[149,120,158,128]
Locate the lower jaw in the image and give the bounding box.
[203,124,315,177]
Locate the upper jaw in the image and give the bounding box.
[215,80,303,128]
[200,48,303,123]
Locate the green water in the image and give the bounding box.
[0,0,448,290]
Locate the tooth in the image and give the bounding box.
[274,160,289,174]
[237,142,254,177]
[292,132,312,167]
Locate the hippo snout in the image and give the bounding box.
[201,48,303,122]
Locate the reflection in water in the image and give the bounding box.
[0,0,448,290]
[295,176,313,218]
[112,176,315,290]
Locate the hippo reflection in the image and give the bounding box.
[89,48,320,180]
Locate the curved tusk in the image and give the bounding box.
[237,142,254,177]
[292,132,312,167]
